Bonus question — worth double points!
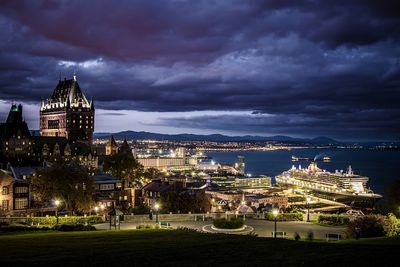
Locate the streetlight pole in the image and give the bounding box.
[154,203,160,224]
[54,200,60,225]
[273,209,278,238]
[307,197,311,222]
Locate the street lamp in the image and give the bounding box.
[273,209,279,238]
[154,203,160,224]
[306,197,311,222]
[54,199,61,225]
[94,206,99,215]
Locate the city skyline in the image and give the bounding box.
[1,1,400,141]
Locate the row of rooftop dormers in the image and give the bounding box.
[40,77,93,111]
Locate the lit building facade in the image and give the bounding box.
[40,75,94,144]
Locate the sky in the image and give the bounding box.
[0,0,399,141]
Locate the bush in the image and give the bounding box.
[265,212,303,221]
[55,224,96,231]
[307,230,314,241]
[136,224,159,229]
[213,217,244,229]
[317,214,350,225]
[346,215,386,238]
[384,213,400,237]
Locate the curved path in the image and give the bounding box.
[95,219,345,240]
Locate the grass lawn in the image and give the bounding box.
[1,229,399,266]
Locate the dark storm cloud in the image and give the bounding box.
[0,0,399,140]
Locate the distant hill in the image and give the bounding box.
[93,130,339,144]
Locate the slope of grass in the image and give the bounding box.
[0,229,399,266]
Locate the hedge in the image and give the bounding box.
[317,214,350,225]
[55,224,96,231]
[25,216,103,226]
[0,224,53,232]
[213,217,244,229]
[265,212,303,221]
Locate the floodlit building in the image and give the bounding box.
[40,75,95,144]
[0,169,30,213]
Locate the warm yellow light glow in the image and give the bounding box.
[54,200,60,206]
[273,209,279,217]
[154,203,160,211]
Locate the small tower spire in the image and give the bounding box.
[73,69,77,81]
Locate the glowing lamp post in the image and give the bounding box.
[54,200,61,225]
[94,206,99,215]
[273,209,279,238]
[306,197,311,222]
[154,203,160,223]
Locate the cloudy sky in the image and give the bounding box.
[0,0,399,141]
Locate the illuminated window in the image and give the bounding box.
[14,198,28,209]
[14,187,28,194]
[2,200,9,211]
[48,120,59,129]
[2,186,9,195]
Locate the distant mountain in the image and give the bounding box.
[93,130,339,144]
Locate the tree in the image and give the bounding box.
[346,215,386,238]
[31,162,94,214]
[103,151,145,188]
[160,189,211,213]
[382,179,400,216]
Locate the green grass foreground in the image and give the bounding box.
[0,229,400,266]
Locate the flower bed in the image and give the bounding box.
[213,217,244,229]
[317,214,350,225]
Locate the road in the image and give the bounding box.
[96,219,345,240]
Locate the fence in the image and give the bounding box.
[0,212,258,224]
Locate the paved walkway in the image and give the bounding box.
[95,219,345,240]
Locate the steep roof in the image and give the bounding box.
[43,77,91,109]
[107,135,117,147]
[0,104,31,139]
[142,181,173,192]
[119,139,132,156]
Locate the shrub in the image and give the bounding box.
[346,215,386,238]
[384,213,400,237]
[294,232,301,241]
[213,217,244,229]
[55,224,96,231]
[265,212,303,221]
[317,214,350,225]
[307,230,314,241]
[136,224,159,229]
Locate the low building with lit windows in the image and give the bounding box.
[0,169,30,213]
